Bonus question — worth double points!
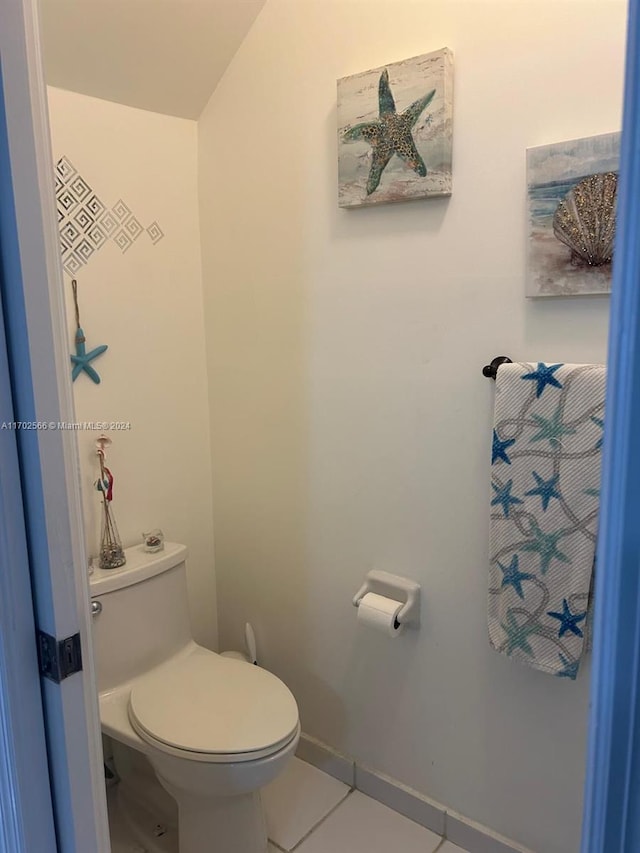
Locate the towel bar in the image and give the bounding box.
[482,356,513,379]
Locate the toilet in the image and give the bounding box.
[89,542,300,853]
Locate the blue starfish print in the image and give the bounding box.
[501,611,538,656]
[521,362,563,398]
[343,69,436,196]
[525,471,562,512]
[557,654,579,680]
[70,327,108,384]
[584,487,600,498]
[520,524,570,575]
[491,479,522,517]
[591,416,605,450]
[492,430,516,465]
[497,554,534,599]
[547,598,587,638]
[529,407,576,446]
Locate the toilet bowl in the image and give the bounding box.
[90,543,300,853]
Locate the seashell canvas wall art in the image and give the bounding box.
[526,132,620,296]
[337,49,454,208]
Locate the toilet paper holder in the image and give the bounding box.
[352,571,421,629]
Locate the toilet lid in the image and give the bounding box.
[129,649,299,758]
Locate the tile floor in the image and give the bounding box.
[108,756,469,853]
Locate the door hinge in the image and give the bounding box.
[37,630,83,683]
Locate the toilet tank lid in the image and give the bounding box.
[89,542,188,595]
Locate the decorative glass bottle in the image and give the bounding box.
[96,436,126,570]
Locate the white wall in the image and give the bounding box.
[198,2,626,851]
[47,88,217,649]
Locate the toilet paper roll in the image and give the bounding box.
[357,592,404,637]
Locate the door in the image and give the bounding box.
[0,0,109,850]
[0,192,57,851]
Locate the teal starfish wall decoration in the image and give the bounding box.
[343,69,435,196]
[71,328,108,383]
[69,279,108,384]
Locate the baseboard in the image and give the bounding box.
[295,732,355,787]
[354,763,446,836]
[296,732,533,853]
[445,810,534,853]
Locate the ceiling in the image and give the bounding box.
[40,0,266,119]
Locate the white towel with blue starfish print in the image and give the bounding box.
[488,362,605,679]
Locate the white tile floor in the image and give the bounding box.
[108,756,469,853]
[262,756,350,849]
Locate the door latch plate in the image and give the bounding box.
[37,630,83,683]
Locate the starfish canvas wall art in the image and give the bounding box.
[337,49,454,207]
[526,132,620,297]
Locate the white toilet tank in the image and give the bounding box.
[89,543,192,694]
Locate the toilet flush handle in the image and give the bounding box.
[91,600,102,617]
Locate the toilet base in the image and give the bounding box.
[116,784,178,853]
[159,780,267,853]
[106,710,298,853]
[108,738,270,853]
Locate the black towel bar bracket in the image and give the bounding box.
[482,356,513,379]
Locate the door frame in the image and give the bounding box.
[0,0,110,849]
[581,1,640,851]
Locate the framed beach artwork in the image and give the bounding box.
[337,48,454,208]
[526,132,620,297]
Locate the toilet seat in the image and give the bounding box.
[128,647,299,764]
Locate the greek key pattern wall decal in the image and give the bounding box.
[55,156,165,276]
